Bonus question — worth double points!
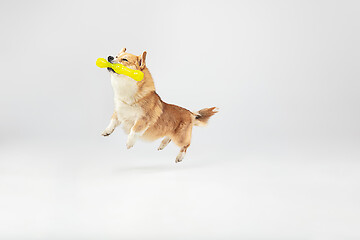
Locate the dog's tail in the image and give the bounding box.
[193,107,219,127]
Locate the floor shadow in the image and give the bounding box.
[113,161,207,174]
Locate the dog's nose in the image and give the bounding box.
[108,56,114,62]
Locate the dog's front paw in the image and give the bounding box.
[102,129,113,137]
[126,142,134,149]
[126,138,135,149]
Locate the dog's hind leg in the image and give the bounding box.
[175,144,190,163]
[172,124,192,163]
[102,112,120,136]
[158,137,171,151]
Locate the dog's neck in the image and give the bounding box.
[110,67,155,105]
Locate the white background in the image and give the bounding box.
[1,1,359,239]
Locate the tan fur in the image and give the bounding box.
[194,107,219,127]
[103,48,218,162]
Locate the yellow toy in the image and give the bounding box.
[96,58,144,81]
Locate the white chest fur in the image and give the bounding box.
[110,73,143,133]
[110,73,138,104]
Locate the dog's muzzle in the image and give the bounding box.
[107,56,116,73]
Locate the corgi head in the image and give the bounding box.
[107,48,147,72]
[108,48,155,100]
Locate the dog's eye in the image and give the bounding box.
[121,58,128,62]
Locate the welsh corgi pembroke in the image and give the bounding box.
[102,48,218,163]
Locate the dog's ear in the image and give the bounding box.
[138,51,147,70]
[119,48,126,54]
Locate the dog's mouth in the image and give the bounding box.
[107,67,115,73]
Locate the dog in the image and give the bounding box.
[102,48,218,163]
